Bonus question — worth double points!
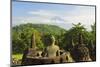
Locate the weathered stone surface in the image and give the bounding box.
[31,33,37,49]
[70,33,92,62]
[21,33,40,65]
[21,33,92,65]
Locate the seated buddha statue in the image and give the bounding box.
[46,35,60,58]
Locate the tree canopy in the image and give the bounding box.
[12,23,96,54]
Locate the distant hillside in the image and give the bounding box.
[12,23,66,36]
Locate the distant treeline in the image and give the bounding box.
[12,23,96,54]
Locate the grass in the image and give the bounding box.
[12,54,23,60]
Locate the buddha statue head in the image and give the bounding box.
[47,35,56,46]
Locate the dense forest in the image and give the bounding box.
[12,23,66,53]
[12,23,96,55]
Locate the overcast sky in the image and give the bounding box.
[12,1,95,30]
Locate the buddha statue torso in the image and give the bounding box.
[47,45,59,57]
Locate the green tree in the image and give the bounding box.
[63,23,90,51]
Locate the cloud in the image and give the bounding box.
[28,10,56,17]
[28,10,67,22]
[12,6,95,30]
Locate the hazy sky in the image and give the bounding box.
[12,1,95,30]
